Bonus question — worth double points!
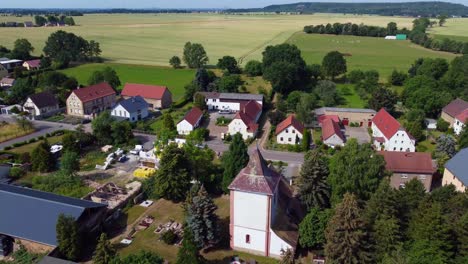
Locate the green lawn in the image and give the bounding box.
[337,84,366,108]
[9,135,64,154]
[60,63,195,101]
[289,32,457,79]
[149,104,193,133]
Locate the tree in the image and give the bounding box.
[406,239,447,264]
[61,151,80,175]
[62,132,80,153]
[302,129,311,151]
[193,93,207,110]
[297,150,330,210]
[92,111,114,145]
[325,193,373,264]
[299,208,332,249]
[176,226,204,264]
[295,94,318,125]
[436,118,449,132]
[328,139,386,204]
[315,80,340,106]
[368,87,398,114]
[183,42,209,68]
[347,70,365,84]
[216,75,242,93]
[88,67,121,89]
[56,214,80,261]
[92,233,115,264]
[387,22,398,35]
[244,60,263,76]
[438,15,448,26]
[11,39,34,60]
[7,78,35,104]
[169,56,182,69]
[217,56,240,74]
[31,140,56,172]
[34,15,47,26]
[111,121,133,145]
[396,178,426,226]
[154,144,192,202]
[459,128,468,149]
[389,70,407,86]
[186,186,220,248]
[404,120,424,141]
[279,248,295,264]
[221,133,249,193]
[435,134,456,158]
[322,51,347,80]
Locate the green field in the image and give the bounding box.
[60,63,195,101]
[431,34,468,42]
[289,32,457,78]
[427,17,468,38]
[0,13,415,66]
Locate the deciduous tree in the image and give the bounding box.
[88,67,121,89]
[299,207,332,249]
[221,133,249,193]
[92,111,114,146]
[244,60,263,76]
[322,51,347,80]
[60,151,80,175]
[217,56,240,74]
[183,42,209,68]
[31,140,56,172]
[368,87,398,114]
[11,38,34,60]
[169,56,182,68]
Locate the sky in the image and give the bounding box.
[2,0,468,9]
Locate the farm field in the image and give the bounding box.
[289,32,457,78]
[0,13,415,66]
[427,17,468,38]
[60,63,195,101]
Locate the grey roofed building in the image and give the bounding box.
[445,148,468,186]
[38,256,77,264]
[118,96,148,113]
[0,184,106,247]
[315,107,377,115]
[199,92,264,102]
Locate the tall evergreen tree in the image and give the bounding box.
[396,178,427,229]
[325,193,373,264]
[56,214,80,261]
[372,215,401,262]
[186,186,219,249]
[221,133,249,193]
[297,150,330,210]
[176,226,204,264]
[301,128,311,151]
[364,179,399,225]
[92,233,116,264]
[31,139,56,172]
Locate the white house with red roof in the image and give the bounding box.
[121,83,172,109]
[322,118,346,148]
[228,100,262,140]
[372,108,415,152]
[22,59,41,71]
[229,149,298,258]
[275,115,304,145]
[177,107,204,135]
[453,109,468,135]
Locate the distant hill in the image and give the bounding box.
[227,1,468,17]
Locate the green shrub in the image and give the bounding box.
[161,229,177,245]
[45,133,51,137]
[437,118,449,132]
[38,136,45,140]
[4,146,12,150]
[28,138,37,144]
[9,167,25,179]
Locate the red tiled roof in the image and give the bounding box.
[455,109,468,124]
[442,98,468,118]
[322,118,345,141]
[372,108,401,139]
[181,107,203,126]
[121,83,170,100]
[24,59,41,68]
[275,115,304,135]
[228,149,282,195]
[379,151,436,174]
[234,111,258,133]
[317,114,340,125]
[72,82,116,103]
[242,100,262,122]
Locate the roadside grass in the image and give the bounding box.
[8,135,64,154]
[80,150,108,171]
[336,84,366,108]
[289,32,457,79]
[60,63,195,101]
[0,123,35,143]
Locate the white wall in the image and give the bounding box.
[385,130,415,152]
[269,230,293,258]
[454,118,465,135]
[177,120,194,135]
[324,134,344,148]
[276,125,303,145]
[233,226,266,255]
[228,119,254,139]
[206,98,263,112]
[111,104,148,122]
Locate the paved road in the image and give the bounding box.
[0,115,87,150]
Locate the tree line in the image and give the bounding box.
[304,22,410,38]
[34,15,75,26]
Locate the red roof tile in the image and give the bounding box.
[72,82,116,103]
[233,111,258,133]
[181,107,203,126]
[121,83,170,100]
[317,114,340,125]
[322,118,345,141]
[242,100,262,122]
[24,59,41,68]
[379,151,436,174]
[228,149,281,195]
[442,98,468,118]
[372,108,401,139]
[275,115,304,135]
[455,109,468,123]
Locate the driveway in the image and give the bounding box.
[206,112,234,140]
[344,126,371,144]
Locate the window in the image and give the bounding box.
[419,175,427,180]
[245,235,250,244]
[393,147,396,150]
[401,174,408,179]
[286,129,289,133]
[288,138,292,142]
[280,137,283,141]
[292,130,295,134]
[400,148,403,151]
[401,141,403,143]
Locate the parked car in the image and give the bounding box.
[219,109,232,114]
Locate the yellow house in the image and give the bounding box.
[66,82,116,119]
[442,148,468,192]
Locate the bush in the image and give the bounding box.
[161,229,177,245]
[4,146,12,150]
[437,118,449,132]
[38,136,45,140]
[28,138,37,144]
[9,167,25,179]
[45,133,51,137]
[216,116,232,126]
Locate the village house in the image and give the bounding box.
[275,115,304,145]
[121,83,172,109]
[0,184,106,253]
[0,77,15,88]
[372,108,415,152]
[228,100,262,140]
[23,21,34,27]
[442,148,468,192]
[0,59,22,72]
[177,107,204,135]
[321,118,346,148]
[66,82,116,119]
[111,96,149,122]
[0,65,8,79]
[23,92,59,118]
[453,109,468,135]
[441,98,468,127]
[229,149,298,258]
[380,151,436,192]
[199,92,264,111]
[315,107,376,127]
[22,59,41,71]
